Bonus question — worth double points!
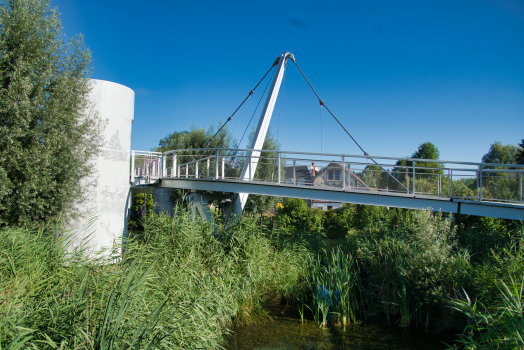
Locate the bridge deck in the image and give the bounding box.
[133,177,524,221]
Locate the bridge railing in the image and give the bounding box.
[131,148,524,204]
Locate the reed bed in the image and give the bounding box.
[305,246,362,328]
[0,208,311,349]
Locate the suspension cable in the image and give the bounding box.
[204,61,278,148]
[236,66,276,149]
[290,58,409,192]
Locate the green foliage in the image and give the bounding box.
[355,204,391,232]
[322,204,357,238]
[131,192,154,214]
[156,124,236,153]
[517,138,524,163]
[0,209,311,349]
[277,198,323,234]
[354,210,470,327]
[482,141,519,165]
[306,246,362,327]
[449,277,524,350]
[0,0,101,225]
[394,142,444,176]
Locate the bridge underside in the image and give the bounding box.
[136,178,524,221]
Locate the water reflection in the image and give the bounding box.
[227,315,453,350]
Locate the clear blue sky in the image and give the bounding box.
[54,0,524,163]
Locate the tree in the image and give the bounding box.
[481,141,518,165]
[389,142,443,192]
[515,139,523,163]
[393,142,444,175]
[0,0,101,225]
[156,124,236,154]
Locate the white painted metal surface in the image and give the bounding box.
[235,52,294,215]
[69,79,134,258]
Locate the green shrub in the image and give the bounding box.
[277,198,323,234]
[355,210,470,327]
[322,204,357,238]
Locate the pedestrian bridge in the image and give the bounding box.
[129,52,524,222]
[130,148,524,221]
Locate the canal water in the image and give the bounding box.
[226,306,456,350]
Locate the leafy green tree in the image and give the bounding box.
[389,142,443,192]
[481,142,520,201]
[482,141,519,165]
[0,0,101,225]
[156,124,236,154]
[514,139,523,163]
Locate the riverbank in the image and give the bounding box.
[1,206,522,349]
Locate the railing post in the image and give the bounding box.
[293,160,296,185]
[342,156,346,190]
[519,173,522,202]
[222,158,225,179]
[173,152,177,177]
[185,164,188,178]
[178,166,180,177]
[278,152,281,185]
[449,169,453,197]
[412,160,416,195]
[207,158,210,178]
[249,155,252,180]
[215,150,219,180]
[479,165,483,201]
[438,173,441,196]
[130,150,135,183]
[348,163,351,189]
[196,161,199,179]
[406,171,409,194]
[162,154,166,177]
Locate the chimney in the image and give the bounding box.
[311,163,316,177]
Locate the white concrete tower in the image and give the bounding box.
[69,79,134,258]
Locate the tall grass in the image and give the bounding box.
[0,207,311,349]
[449,276,524,350]
[306,246,362,327]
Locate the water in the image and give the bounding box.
[226,306,456,350]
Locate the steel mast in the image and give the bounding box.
[233,51,294,216]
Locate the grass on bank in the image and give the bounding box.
[0,207,311,349]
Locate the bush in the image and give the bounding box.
[277,198,323,234]
[322,204,357,238]
[354,210,470,327]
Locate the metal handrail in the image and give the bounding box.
[131,148,524,205]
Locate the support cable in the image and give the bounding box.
[204,61,279,149]
[236,66,276,149]
[290,58,409,192]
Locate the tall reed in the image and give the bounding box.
[306,246,362,327]
[0,207,311,349]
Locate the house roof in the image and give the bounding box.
[313,162,369,189]
[284,165,314,183]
